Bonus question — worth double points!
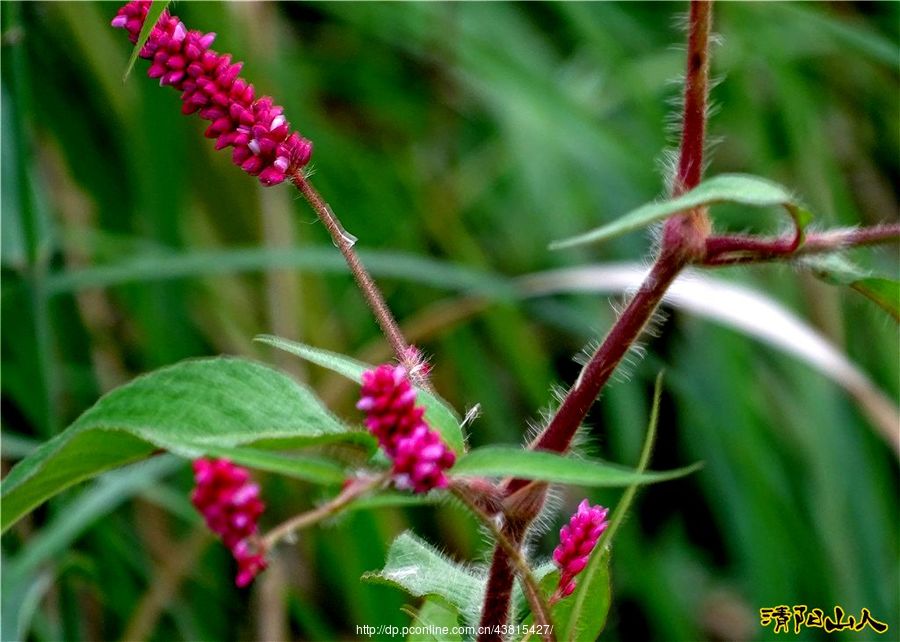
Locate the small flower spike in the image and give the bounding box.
[552,500,610,600]
[357,364,455,492]
[111,1,311,186]
[191,458,267,587]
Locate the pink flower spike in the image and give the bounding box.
[551,500,609,602]
[191,458,268,587]
[358,364,455,493]
[111,0,311,186]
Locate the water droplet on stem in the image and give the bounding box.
[326,205,358,249]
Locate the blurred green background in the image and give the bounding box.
[2,2,898,641]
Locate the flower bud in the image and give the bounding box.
[551,500,609,599]
[191,458,268,586]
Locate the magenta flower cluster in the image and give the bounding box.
[357,364,456,493]
[191,458,267,587]
[111,1,311,186]
[552,500,609,599]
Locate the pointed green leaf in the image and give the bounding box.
[193,445,346,485]
[550,174,810,249]
[5,456,183,585]
[256,335,467,454]
[452,445,700,487]
[1,357,351,532]
[799,254,899,320]
[122,0,171,81]
[346,491,442,513]
[363,531,484,626]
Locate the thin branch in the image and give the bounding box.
[121,527,211,642]
[261,472,389,549]
[802,223,900,251]
[290,171,429,386]
[702,223,900,266]
[452,487,555,642]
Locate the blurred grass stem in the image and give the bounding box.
[703,223,900,266]
[121,527,211,642]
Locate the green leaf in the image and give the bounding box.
[1,357,350,533]
[799,254,900,320]
[407,597,462,642]
[256,335,467,455]
[363,531,484,626]
[194,445,346,486]
[452,445,700,487]
[550,174,812,249]
[557,373,666,642]
[2,457,183,641]
[4,456,183,585]
[122,0,171,81]
[346,491,442,513]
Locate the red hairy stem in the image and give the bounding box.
[452,486,554,642]
[290,172,428,382]
[477,519,530,642]
[704,234,797,260]
[517,255,683,463]
[477,2,714,637]
[517,0,713,465]
[703,223,900,266]
[483,277,687,626]
[800,223,900,251]
[673,0,713,196]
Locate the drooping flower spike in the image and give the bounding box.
[111,1,311,186]
[191,458,267,587]
[552,500,610,601]
[357,364,456,493]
